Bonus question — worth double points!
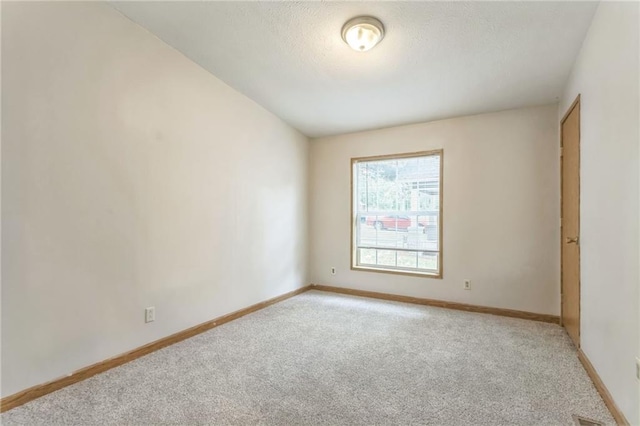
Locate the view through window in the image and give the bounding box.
[352,150,442,277]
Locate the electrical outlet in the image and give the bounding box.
[636,357,640,380]
[145,307,155,323]
[463,280,471,290]
[331,267,336,275]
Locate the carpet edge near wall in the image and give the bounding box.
[312,284,628,425]
[578,349,630,426]
[0,285,313,413]
[310,284,560,324]
[2,284,583,416]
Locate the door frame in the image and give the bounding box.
[559,94,581,346]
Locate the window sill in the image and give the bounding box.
[351,265,442,279]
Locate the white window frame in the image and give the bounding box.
[351,150,443,278]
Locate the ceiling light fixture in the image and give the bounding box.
[341,16,385,52]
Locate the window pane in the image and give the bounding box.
[353,151,441,276]
[358,248,377,265]
[357,216,406,249]
[397,251,418,269]
[376,250,397,267]
[418,252,438,271]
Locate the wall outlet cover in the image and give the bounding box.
[145,307,155,323]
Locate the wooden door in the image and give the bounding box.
[561,96,581,348]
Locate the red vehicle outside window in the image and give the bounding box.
[365,215,427,230]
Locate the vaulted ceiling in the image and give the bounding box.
[110,1,598,137]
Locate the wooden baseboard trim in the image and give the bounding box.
[577,349,629,426]
[310,284,560,324]
[0,285,312,413]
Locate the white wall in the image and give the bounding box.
[309,105,560,316]
[558,2,639,424]
[1,2,308,397]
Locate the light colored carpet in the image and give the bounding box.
[2,290,613,425]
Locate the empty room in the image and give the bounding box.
[1,1,639,425]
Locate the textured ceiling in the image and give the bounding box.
[110,1,598,138]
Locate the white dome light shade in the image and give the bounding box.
[341,17,385,52]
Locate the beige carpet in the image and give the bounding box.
[2,290,614,425]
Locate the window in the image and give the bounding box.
[351,150,442,277]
